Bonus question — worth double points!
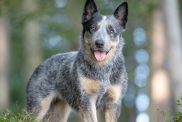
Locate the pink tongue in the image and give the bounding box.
[94,51,107,61]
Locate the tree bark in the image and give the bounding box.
[163,0,182,111]
[0,17,9,111]
[23,0,42,80]
[150,10,172,122]
[151,0,182,121]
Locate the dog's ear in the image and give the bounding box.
[113,2,128,29]
[82,0,98,24]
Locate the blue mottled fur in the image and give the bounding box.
[26,0,128,122]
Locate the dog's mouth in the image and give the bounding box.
[92,49,111,62]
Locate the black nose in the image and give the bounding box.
[95,40,104,48]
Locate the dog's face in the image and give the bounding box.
[82,0,128,64]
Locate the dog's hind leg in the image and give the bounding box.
[37,93,55,121]
[46,100,71,122]
[27,92,55,121]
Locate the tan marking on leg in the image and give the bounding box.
[47,100,71,122]
[90,95,98,122]
[79,107,90,122]
[105,109,116,122]
[107,85,122,103]
[36,92,55,121]
[79,95,98,122]
[80,76,101,95]
[105,85,121,122]
[79,108,97,122]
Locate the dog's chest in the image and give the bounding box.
[79,76,122,108]
[79,76,108,95]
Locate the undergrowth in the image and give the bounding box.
[0,109,35,122]
[0,97,182,122]
[174,97,182,122]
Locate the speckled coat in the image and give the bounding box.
[26,0,128,122]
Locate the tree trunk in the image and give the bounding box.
[23,0,42,80]
[151,0,182,121]
[150,10,172,122]
[163,0,182,111]
[0,17,9,111]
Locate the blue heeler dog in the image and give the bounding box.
[26,0,128,122]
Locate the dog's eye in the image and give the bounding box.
[108,25,115,34]
[107,25,117,38]
[89,25,96,32]
[110,30,114,34]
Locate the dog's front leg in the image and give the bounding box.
[104,103,121,122]
[104,85,122,122]
[79,96,98,122]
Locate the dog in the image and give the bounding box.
[26,0,128,122]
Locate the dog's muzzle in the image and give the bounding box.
[91,48,111,62]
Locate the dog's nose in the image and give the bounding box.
[95,40,104,48]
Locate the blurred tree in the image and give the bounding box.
[163,0,182,111]
[0,17,10,110]
[150,0,182,121]
[23,0,42,80]
[151,9,169,122]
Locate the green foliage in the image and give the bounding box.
[0,110,35,122]
[156,97,182,122]
[174,97,182,122]
[0,0,158,122]
[177,97,182,109]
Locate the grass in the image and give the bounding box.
[0,109,35,122]
[0,97,182,122]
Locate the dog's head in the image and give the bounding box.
[81,0,128,64]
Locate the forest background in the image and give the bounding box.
[0,0,182,122]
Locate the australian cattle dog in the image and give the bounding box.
[26,0,128,122]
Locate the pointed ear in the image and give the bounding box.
[113,2,128,29]
[82,0,98,24]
